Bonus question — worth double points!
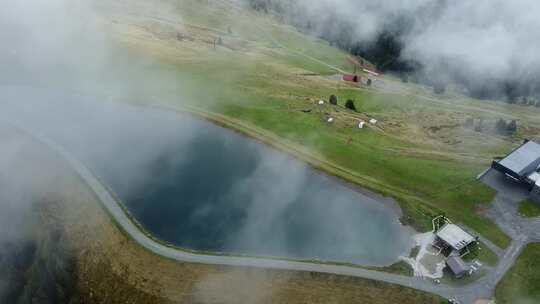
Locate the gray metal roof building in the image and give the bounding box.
[435,224,475,251]
[492,140,540,180]
[491,140,540,204]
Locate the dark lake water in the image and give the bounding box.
[0,86,413,266]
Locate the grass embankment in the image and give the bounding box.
[518,199,540,218]
[496,243,540,304]
[97,0,519,249]
[2,123,446,304]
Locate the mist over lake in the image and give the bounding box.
[0,86,412,266]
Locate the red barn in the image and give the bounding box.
[343,74,359,83]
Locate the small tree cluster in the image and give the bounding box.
[495,119,518,136]
[507,120,518,134]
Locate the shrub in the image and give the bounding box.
[495,119,508,135]
[507,120,517,134]
[329,95,338,105]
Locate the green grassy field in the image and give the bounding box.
[496,243,540,304]
[87,0,540,250]
[519,199,540,218]
[464,242,499,266]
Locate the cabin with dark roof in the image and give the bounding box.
[446,256,470,279]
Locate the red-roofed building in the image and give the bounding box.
[343,74,359,83]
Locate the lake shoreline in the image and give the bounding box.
[143,102,410,225]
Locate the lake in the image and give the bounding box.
[0,86,413,266]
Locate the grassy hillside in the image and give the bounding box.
[496,243,540,304]
[76,0,540,248]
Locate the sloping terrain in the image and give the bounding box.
[3,1,540,302]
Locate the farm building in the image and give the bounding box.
[491,139,540,203]
[342,74,359,83]
[434,223,476,254]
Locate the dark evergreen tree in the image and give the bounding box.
[345,99,356,111]
[329,94,338,105]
